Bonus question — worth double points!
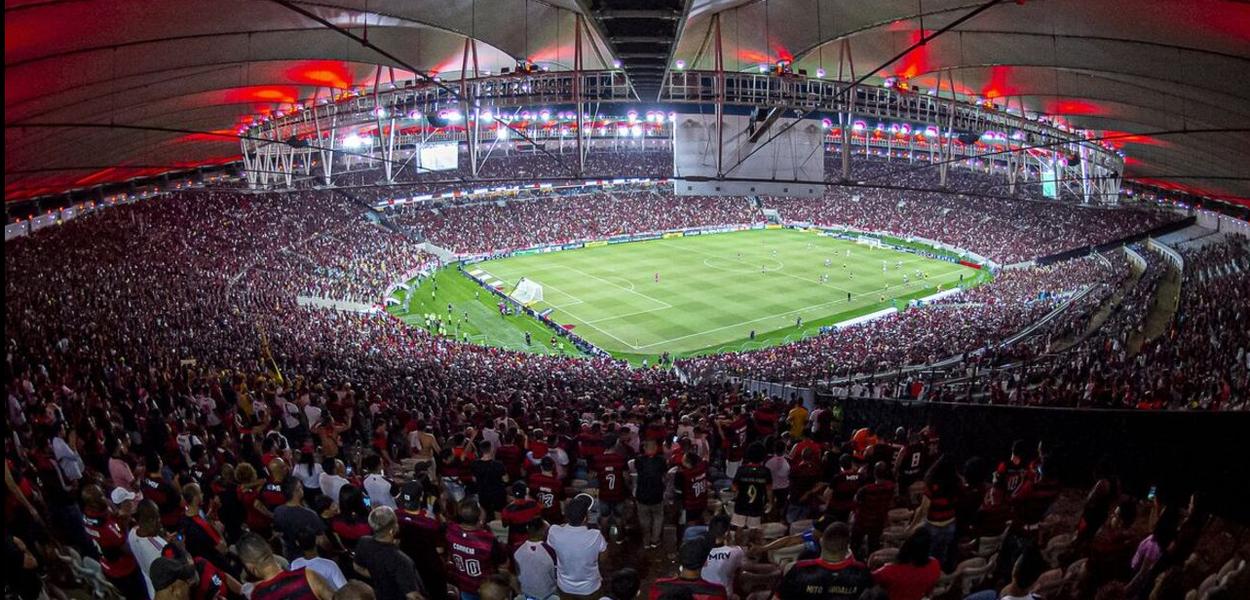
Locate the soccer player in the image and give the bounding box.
[825,258,832,267]
[654,272,660,283]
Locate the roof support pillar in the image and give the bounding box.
[714,13,725,178]
[838,39,855,181]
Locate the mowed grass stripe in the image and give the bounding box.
[479,229,978,355]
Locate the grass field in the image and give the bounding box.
[389,229,985,364]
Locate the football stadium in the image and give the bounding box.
[4,2,1250,600]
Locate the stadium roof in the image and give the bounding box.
[5,0,1250,204]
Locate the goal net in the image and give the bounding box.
[509,278,544,306]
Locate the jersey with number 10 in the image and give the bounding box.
[445,523,503,593]
[680,464,709,511]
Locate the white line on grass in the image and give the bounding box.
[678,243,856,295]
[632,274,962,351]
[562,266,672,309]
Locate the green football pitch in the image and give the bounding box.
[389,229,984,364]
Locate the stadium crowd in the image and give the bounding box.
[4,158,1248,600]
[923,239,1249,410]
[327,150,673,206]
[677,255,1125,384]
[392,191,762,255]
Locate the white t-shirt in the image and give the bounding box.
[546,524,607,594]
[765,455,791,490]
[127,529,167,599]
[294,462,325,490]
[320,473,350,503]
[701,544,745,592]
[513,541,558,599]
[291,556,347,591]
[363,473,397,508]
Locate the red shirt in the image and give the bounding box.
[82,508,137,579]
[142,476,185,529]
[252,567,317,600]
[496,444,524,479]
[723,417,749,462]
[331,517,371,547]
[526,473,564,522]
[593,453,629,502]
[445,523,505,593]
[872,559,942,600]
[500,499,543,547]
[649,577,727,600]
[678,463,709,511]
[259,479,286,510]
[239,487,270,533]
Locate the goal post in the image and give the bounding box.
[509,277,544,306]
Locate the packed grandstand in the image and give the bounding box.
[6,2,1250,600]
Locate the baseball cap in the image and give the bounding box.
[509,480,529,499]
[398,480,424,510]
[149,556,196,592]
[565,493,594,525]
[110,488,138,506]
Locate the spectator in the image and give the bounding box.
[273,477,327,560]
[872,528,941,600]
[445,500,509,600]
[547,494,608,600]
[649,537,728,600]
[354,505,426,600]
[292,530,348,592]
[128,500,169,599]
[239,532,335,599]
[514,518,558,600]
[777,522,872,600]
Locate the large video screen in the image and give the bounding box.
[418,142,459,171]
[1041,165,1059,199]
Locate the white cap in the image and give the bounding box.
[110,487,139,506]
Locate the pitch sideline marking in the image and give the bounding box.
[487,270,645,350]
[631,270,966,351]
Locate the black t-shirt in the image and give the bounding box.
[634,454,668,505]
[777,557,872,600]
[733,464,772,517]
[470,459,508,510]
[272,505,326,559]
[355,536,426,600]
